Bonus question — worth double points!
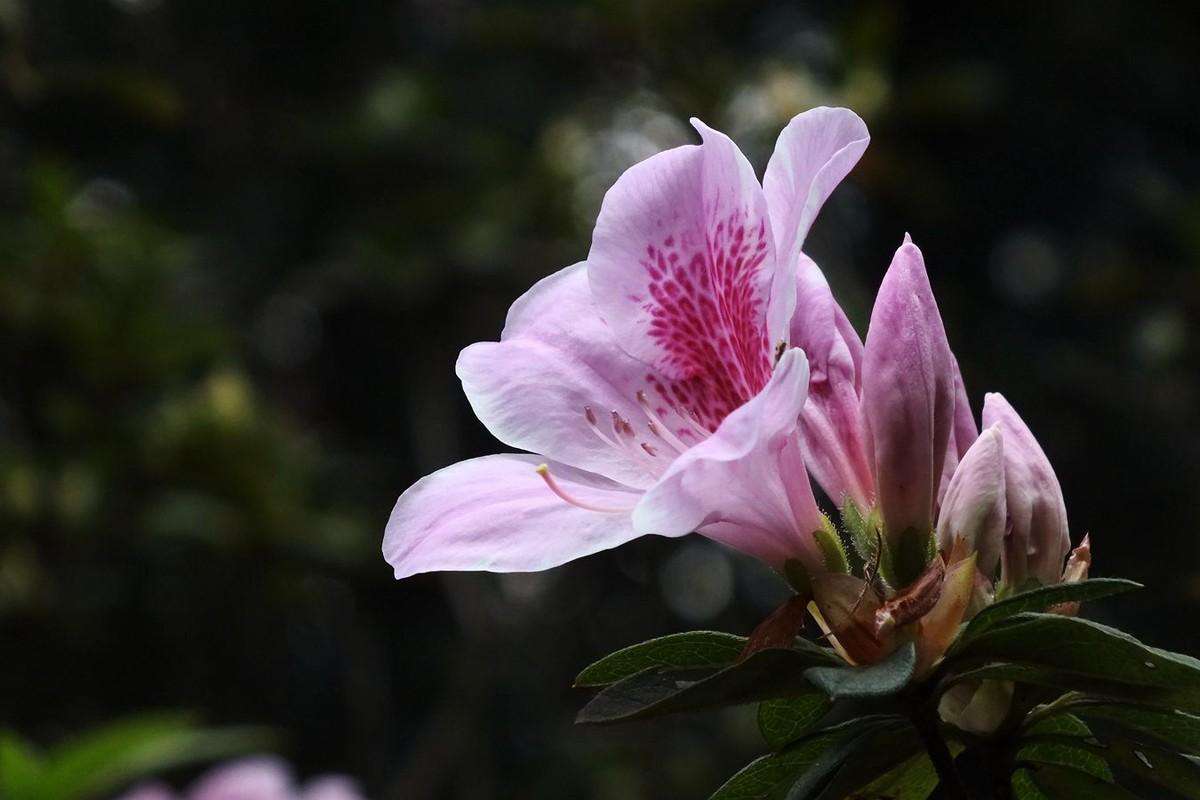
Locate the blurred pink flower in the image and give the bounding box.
[116,757,365,800]
[384,108,870,576]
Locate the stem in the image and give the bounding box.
[910,703,969,800]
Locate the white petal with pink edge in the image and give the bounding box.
[458,263,706,491]
[384,454,649,578]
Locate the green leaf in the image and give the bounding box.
[944,662,1179,707]
[951,613,1200,711]
[0,733,44,798]
[757,693,831,750]
[709,729,846,800]
[1075,704,1200,754]
[1020,726,1200,799]
[1094,737,1200,798]
[1011,768,1052,800]
[785,717,917,800]
[37,715,275,800]
[1018,714,1112,782]
[574,631,748,687]
[851,751,951,800]
[953,579,1141,649]
[709,717,916,800]
[578,645,838,725]
[1022,764,1139,799]
[804,640,916,700]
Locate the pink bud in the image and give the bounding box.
[936,426,1006,581]
[982,393,1070,587]
[938,356,980,507]
[862,236,955,552]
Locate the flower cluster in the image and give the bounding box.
[383,107,1089,684]
[118,757,366,800]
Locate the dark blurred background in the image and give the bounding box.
[2,1,1198,797]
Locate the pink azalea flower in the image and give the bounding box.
[383,103,1091,675]
[115,757,366,800]
[384,108,870,577]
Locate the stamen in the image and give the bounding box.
[535,464,636,514]
[636,391,689,453]
[641,442,658,457]
[680,407,713,439]
[583,405,622,449]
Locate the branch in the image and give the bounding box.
[909,703,969,800]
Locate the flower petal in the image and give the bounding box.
[588,120,777,430]
[938,355,980,506]
[459,262,695,490]
[188,758,293,800]
[862,236,956,546]
[384,454,645,578]
[302,777,368,800]
[631,349,824,570]
[936,426,1006,581]
[763,106,870,271]
[982,393,1071,586]
[115,785,177,800]
[790,253,873,510]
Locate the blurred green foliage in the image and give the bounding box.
[0,714,273,800]
[0,1,1197,798]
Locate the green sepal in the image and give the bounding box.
[813,515,849,575]
[892,526,935,588]
[840,498,876,563]
[840,499,896,587]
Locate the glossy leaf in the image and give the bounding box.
[804,640,916,700]
[1017,714,1112,782]
[757,693,831,750]
[852,750,959,800]
[953,613,1200,710]
[578,646,836,725]
[1023,764,1139,799]
[574,631,748,687]
[784,717,916,800]
[1096,737,1200,798]
[708,730,846,800]
[954,579,1141,649]
[1011,768,1051,800]
[1075,704,1200,754]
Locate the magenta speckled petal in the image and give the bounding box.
[588,120,777,430]
[458,262,697,491]
[632,349,824,570]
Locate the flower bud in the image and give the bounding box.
[862,236,955,582]
[936,426,1006,582]
[982,393,1070,587]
